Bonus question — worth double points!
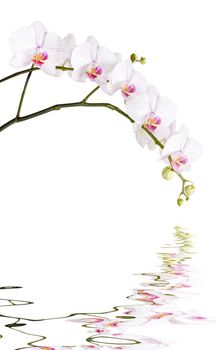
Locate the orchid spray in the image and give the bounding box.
[0,21,202,205]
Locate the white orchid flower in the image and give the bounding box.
[161,125,202,173]
[70,36,120,85]
[9,21,75,76]
[126,85,177,149]
[102,59,147,99]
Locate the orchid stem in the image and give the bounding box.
[16,64,34,120]
[0,84,185,196]
[82,86,100,103]
[0,66,74,83]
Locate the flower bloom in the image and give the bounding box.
[161,125,202,173]
[126,85,177,149]
[102,60,147,99]
[70,36,120,85]
[9,21,75,76]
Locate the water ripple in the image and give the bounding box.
[0,227,214,349]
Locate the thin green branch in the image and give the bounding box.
[16,64,34,120]
[0,84,189,201]
[0,67,39,83]
[0,66,74,83]
[82,86,100,103]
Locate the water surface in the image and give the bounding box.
[0,227,213,349]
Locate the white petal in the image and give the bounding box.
[184,138,203,162]
[62,34,76,66]
[155,96,177,126]
[41,62,61,77]
[10,51,34,68]
[87,36,99,60]
[63,33,76,53]
[70,65,88,82]
[9,26,36,55]
[31,21,46,48]
[134,125,149,148]
[101,81,116,95]
[71,39,95,69]
[126,95,150,123]
[111,60,133,85]
[43,32,65,64]
[97,46,120,74]
[131,70,148,95]
[146,85,160,111]
[183,163,192,171]
[161,129,187,158]
[147,139,157,150]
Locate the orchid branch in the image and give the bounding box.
[16,64,34,120]
[0,21,201,206]
[0,66,74,83]
[0,84,188,200]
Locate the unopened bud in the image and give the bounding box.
[185,185,195,196]
[162,166,174,180]
[177,198,184,207]
[140,56,146,64]
[130,53,138,63]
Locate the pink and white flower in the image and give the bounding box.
[102,60,147,99]
[9,21,75,76]
[126,85,177,149]
[70,36,120,84]
[161,125,202,173]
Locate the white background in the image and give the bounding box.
[0,0,217,348]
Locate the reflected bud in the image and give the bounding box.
[162,166,174,180]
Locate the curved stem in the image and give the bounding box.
[0,86,186,196]
[0,66,74,83]
[0,67,39,83]
[16,65,34,120]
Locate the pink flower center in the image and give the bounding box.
[144,112,161,132]
[121,83,136,98]
[171,151,188,172]
[32,51,48,67]
[86,65,103,80]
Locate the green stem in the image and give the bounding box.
[0,86,186,196]
[0,66,74,83]
[16,64,34,120]
[0,67,39,83]
[82,86,100,102]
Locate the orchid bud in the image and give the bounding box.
[162,166,174,180]
[177,198,184,206]
[185,184,195,196]
[130,53,138,63]
[140,56,146,64]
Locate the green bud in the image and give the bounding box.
[162,166,174,180]
[185,185,195,196]
[177,198,184,207]
[130,53,138,63]
[140,56,146,65]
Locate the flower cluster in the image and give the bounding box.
[1,21,202,205]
